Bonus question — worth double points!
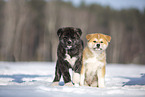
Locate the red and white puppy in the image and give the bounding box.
[80,33,111,87]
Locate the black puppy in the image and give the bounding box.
[52,27,84,86]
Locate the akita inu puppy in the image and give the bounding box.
[52,27,84,86]
[80,33,111,87]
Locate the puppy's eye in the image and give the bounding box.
[93,41,97,43]
[72,37,76,39]
[101,41,103,43]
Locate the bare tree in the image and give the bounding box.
[44,1,59,61]
[109,20,125,63]
[2,0,29,61]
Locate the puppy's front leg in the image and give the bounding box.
[72,71,80,86]
[97,66,105,88]
[62,71,73,86]
[72,58,82,86]
[80,64,85,86]
[60,63,73,86]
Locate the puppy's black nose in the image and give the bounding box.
[97,44,100,48]
[67,41,72,44]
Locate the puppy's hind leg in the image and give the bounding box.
[52,61,62,86]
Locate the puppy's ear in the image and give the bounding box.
[75,28,82,37]
[86,34,94,41]
[57,28,63,38]
[104,34,111,42]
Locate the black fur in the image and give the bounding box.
[53,27,84,84]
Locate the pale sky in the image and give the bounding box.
[63,0,145,11]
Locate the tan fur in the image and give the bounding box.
[80,33,111,88]
[102,65,106,78]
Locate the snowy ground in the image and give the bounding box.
[0,62,145,97]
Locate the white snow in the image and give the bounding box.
[0,62,145,97]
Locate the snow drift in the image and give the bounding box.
[0,62,145,97]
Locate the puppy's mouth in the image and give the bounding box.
[67,46,72,49]
[93,47,102,51]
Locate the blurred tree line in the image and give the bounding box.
[0,0,145,64]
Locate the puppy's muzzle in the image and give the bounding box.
[67,41,72,45]
[66,40,73,49]
[96,44,100,48]
[67,39,72,46]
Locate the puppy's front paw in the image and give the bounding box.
[74,83,79,87]
[64,82,74,87]
[51,82,59,86]
[98,83,105,88]
[99,85,105,88]
[79,82,84,86]
[98,78,105,88]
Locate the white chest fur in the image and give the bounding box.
[85,51,105,66]
[65,52,77,67]
[85,56,104,72]
[84,51,105,75]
